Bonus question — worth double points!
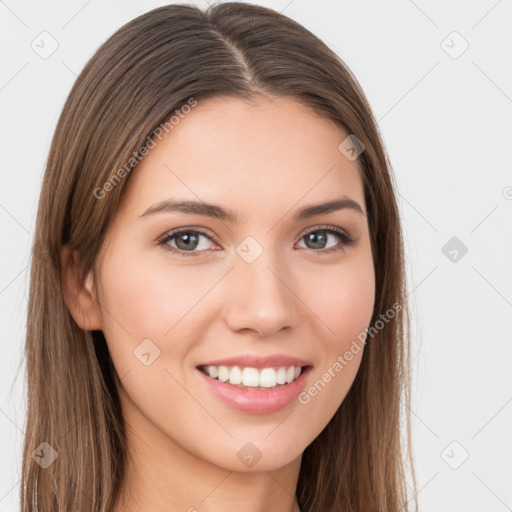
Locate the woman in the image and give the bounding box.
[21,2,417,511]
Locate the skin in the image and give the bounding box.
[62,94,375,512]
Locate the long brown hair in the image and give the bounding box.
[21,2,417,511]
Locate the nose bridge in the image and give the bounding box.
[224,244,299,335]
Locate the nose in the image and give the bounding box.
[223,253,300,337]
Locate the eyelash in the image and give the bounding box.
[157,225,354,258]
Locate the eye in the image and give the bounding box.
[296,226,354,253]
[157,228,218,257]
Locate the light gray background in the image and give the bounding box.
[1,0,511,510]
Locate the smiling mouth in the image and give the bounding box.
[197,364,312,390]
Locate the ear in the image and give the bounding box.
[61,244,103,331]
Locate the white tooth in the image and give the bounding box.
[242,367,260,387]
[208,366,218,379]
[276,366,287,385]
[259,368,277,388]
[229,366,243,385]
[217,366,229,382]
[209,364,302,386]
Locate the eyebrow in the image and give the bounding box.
[139,197,365,222]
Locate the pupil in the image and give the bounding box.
[176,233,198,250]
[307,232,326,249]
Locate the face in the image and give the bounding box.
[91,94,375,473]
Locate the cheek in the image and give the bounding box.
[96,248,228,378]
[291,252,374,426]
[99,250,217,339]
[298,251,375,349]
[327,274,375,345]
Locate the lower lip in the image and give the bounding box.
[197,366,312,414]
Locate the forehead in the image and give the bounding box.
[118,95,365,221]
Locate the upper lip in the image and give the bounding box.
[198,353,312,369]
